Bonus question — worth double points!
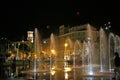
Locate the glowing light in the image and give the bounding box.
[50,70,56,75]
[64,67,72,72]
[52,66,55,70]
[34,54,37,59]
[65,72,69,79]
[51,49,55,55]
[89,71,94,75]
[105,27,108,30]
[64,43,68,47]
[43,40,47,43]
[87,37,91,41]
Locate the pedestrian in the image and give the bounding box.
[113,52,120,79]
[11,57,16,77]
[28,59,31,68]
[0,57,4,77]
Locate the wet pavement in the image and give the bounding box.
[0,61,118,80]
[2,76,117,80]
[0,69,117,80]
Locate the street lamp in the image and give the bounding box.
[50,49,55,71]
[51,49,55,55]
[16,42,20,60]
[64,43,68,68]
[50,49,56,79]
[64,43,68,60]
[64,43,68,47]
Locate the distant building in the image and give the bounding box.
[42,24,100,60]
[27,31,34,43]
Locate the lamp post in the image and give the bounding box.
[50,49,55,71]
[50,49,55,80]
[64,43,68,60]
[16,42,20,60]
[64,43,68,67]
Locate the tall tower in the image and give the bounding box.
[27,31,34,43]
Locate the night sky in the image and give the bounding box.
[1,1,120,41]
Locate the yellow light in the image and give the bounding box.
[64,67,72,72]
[51,65,56,70]
[34,54,37,59]
[51,70,56,75]
[64,43,68,47]
[51,49,55,55]
[65,72,68,79]
[51,49,55,53]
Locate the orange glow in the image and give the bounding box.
[51,49,55,55]
[64,43,68,47]
[34,54,37,59]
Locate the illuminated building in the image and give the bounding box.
[27,31,34,43]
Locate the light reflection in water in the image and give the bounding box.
[65,72,68,80]
[51,70,56,76]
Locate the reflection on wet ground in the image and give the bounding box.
[0,61,117,80]
[0,65,116,80]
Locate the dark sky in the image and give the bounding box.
[1,0,120,41]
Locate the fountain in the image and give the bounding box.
[71,25,97,75]
[100,28,109,72]
[17,24,120,79]
[70,25,115,76]
[73,40,82,67]
[20,28,50,79]
[20,31,59,80]
[50,33,56,71]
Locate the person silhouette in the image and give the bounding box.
[113,52,120,79]
[11,57,16,77]
[114,52,120,67]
